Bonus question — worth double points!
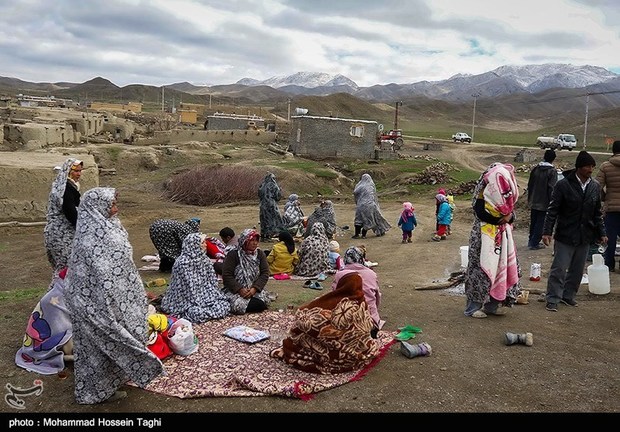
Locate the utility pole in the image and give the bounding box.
[471,93,480,141]
[287,99,291,121]
[394,101,402,130]
[583,93,590,149]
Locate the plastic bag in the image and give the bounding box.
[167,318,199,356]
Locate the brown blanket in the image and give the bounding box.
[270,272,381,374]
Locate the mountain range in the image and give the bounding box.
[1,63,620,139]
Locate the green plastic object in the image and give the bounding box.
[395,325,422,341]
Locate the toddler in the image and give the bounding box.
[432,194,453,241]
[397,201,417,243]
[328,240,344,271]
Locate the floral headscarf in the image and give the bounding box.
[344,246,365,265]
[234,229,261,288]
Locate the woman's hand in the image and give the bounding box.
[239,287,256,298]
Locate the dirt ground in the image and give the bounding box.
[0,142,618,417]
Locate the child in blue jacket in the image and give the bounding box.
[397,202,417,243]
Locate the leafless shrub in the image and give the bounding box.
[164,165,264,205]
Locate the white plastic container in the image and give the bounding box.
[587,254,610,295]
[460,246,469,268]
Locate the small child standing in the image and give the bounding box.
[432,194,453,241]
[328,240,344,271]
[397,202,417,243]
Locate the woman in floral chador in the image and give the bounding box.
[162,233,231,322]
[65,187,163,404]
[222,229,273,314]
[352,173,391,238]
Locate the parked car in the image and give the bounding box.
[452,132,472,143]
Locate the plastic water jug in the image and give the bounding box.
[460,246,469,268]
[587,254,610,295]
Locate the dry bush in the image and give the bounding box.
[164,165,265,205]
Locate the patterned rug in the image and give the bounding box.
[141,311,396,400]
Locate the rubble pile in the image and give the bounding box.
[407,162,459,185]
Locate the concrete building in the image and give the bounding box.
[206,113,265,130]
[289,115,378,160]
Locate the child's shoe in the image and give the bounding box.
[431,234,441,242]
[401,239,407,244]
[440,235,447,240]
[407,238,412,243]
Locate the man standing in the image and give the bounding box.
[527,149,558,250]
[595,140,620,272]
[542,150,607,312]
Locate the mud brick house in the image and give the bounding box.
[289,115,378,160]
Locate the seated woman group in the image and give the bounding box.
[161,228,273,320]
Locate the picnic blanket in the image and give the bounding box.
[139,311,395,400]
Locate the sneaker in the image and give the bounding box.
[471,310,487,318]
[482,307,507,316]
[401,239,407,244]
[528,244,545,250]
[104,390,127,403]
[407,238,412,243]
[545,303,558,312]
[351,235,360,239]
[431,235,441,242]
[560,298,578,307]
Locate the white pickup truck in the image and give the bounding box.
[452,132,471,143]
[536,133,577,151]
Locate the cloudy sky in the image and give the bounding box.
[1,0,619,88]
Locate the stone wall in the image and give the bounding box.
[289,116,377,159]
[0,152,98,221]
[2,123,78,150]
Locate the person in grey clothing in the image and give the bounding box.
[542,151,607,312]
[527,149,558,250]
[595,140,620,271]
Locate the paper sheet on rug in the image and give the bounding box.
[139,311,395,399]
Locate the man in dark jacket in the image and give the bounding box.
[595,140,620,271]
[542,150,607,312]
[527,149,558,250]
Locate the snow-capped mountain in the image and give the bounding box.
[233,64,618,102]
[237,72,359,89]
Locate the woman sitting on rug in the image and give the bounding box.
[161,233,231,323]
[270,271,380,374]
[294,222,330,277]
[331,246,383,336]
[267,230,300,276]
[304,199,337,239]
[222,228,273,314]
